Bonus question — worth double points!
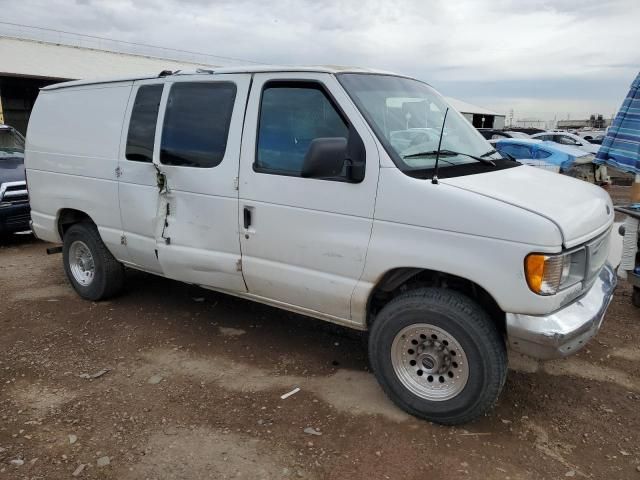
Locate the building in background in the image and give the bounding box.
[0,23,226,134]
[445,97,506,129]
[556,114,613,130]
[1,23,505,135]
[513,118,546,129]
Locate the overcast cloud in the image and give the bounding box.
[1,0,639,120]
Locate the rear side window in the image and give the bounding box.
[256,84,349,175]
[535,149,552,159]
[160,82,237,168]
[125,85,163,162]
[498,144,533,159]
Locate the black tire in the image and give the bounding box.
[633,287,640,309]
[369,288,507,425]
[62,222,124,301]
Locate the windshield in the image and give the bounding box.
[0,128,25,158]
[338,74,501,172]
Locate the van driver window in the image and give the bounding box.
[160,82,236,168]
[125,84,163,162]
[256,84,349,175]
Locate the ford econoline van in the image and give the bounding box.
[25,66,616,424]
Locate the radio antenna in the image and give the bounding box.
[432,107,449,185]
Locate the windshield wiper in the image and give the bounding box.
[403,149,496,166]
[480,149,497,157]
[496,150,517,161]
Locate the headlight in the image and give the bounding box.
[525,248,586,295]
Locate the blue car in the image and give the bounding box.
[494,138,596,181]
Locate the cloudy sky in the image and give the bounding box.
[2,0,639,121]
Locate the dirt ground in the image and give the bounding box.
[1,222,639,479]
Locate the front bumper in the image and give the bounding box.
[0,202,31,234]
[506,263,617,360]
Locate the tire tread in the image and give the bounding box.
[369,287,507,425]
[63,222,124,300]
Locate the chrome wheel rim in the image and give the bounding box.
[69,240,95,287]
[391,323,469,401]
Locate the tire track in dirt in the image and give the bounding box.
[138,348,411,422]
[122,427,317,480]
[509,353,640,393]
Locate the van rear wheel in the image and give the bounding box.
[369,288,507,425]
[63,222,124,301]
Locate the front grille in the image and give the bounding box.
[6,212,30,227]
[0,181,28,203]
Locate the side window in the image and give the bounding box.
[498,144,533,159]
[160,82,237,168]
[256,83,349,176]
[125,85,163,162]
[535,149,552,159]
[557,135,579,146]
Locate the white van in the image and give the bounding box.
[25,66,616,425]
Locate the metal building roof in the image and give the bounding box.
[0,36,504,120]
[0,36,211,80]
[444,97,504,117]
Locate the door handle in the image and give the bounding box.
[243,207,252,229]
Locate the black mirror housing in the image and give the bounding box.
[300,126,366,182]
[301,137,348,179]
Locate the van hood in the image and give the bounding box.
[442,165,613,248]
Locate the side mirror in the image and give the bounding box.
[300,126,366,182]
[301,137,348,179]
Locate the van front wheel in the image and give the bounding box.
[369,288,507,425]
[62,222,124,301]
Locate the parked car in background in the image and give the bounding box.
[587,135,606,145]
[495,138,597,181]
[531,131,599,154]
[477,128,530,141]
[577,130,607,143]
[0,124,30,237]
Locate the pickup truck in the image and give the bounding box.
[25,66,616,424]
[0,124,30,237]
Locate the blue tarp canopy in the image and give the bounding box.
[595,72,640,175]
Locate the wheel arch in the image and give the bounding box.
[57,208,95,240]
[366,267,506,334]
